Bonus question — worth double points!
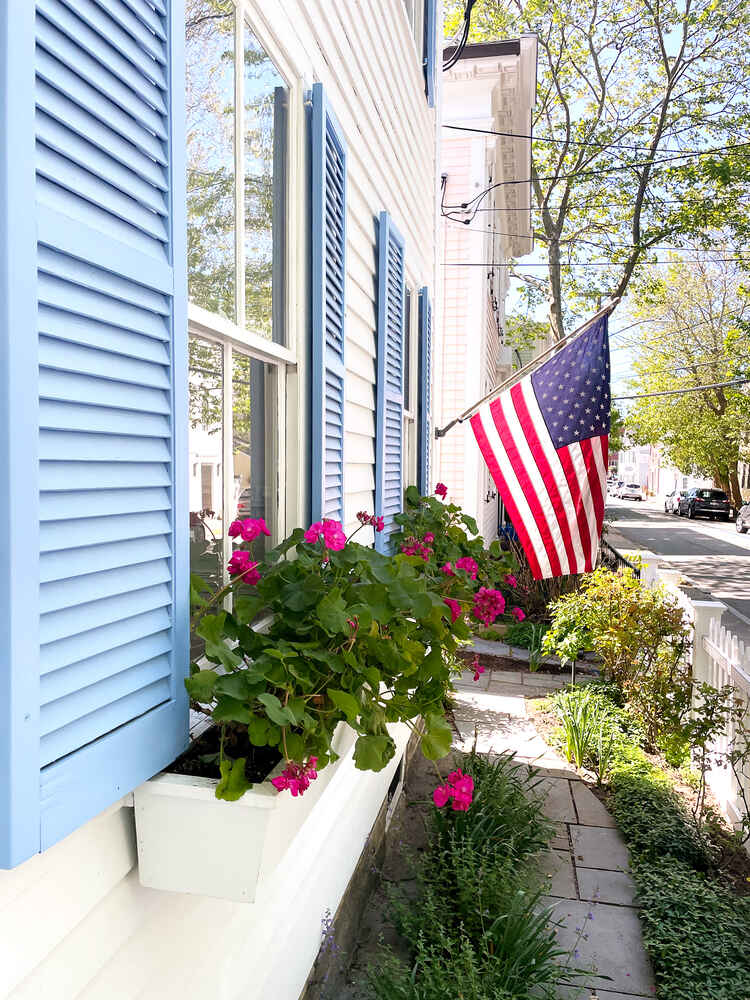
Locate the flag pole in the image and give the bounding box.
[434,297,621,438]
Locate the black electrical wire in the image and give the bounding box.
[613,377,750,401]
[444,218,746,255]
[441,258,750,267]
[443,1,476,71]
[443,123,750,158]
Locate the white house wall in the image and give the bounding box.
[0,2,439,998]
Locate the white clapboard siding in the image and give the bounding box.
[0,0,437,996]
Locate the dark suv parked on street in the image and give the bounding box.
[677,488,731,521]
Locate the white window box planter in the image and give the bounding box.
[133,722,410,903]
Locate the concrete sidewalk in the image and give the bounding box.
[453,671,656,1000]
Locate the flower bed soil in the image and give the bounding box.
[458,644,601,677]
[169,724,281,784]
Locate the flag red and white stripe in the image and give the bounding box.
[469,315,610,579]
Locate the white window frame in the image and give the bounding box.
[187,3,307,553]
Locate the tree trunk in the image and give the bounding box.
[547,239,565,342]
[728,467,743,509]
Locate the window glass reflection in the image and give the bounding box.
[244,22,288,342]
[188,337,224,598]
[186,1,236,321]
[230,350,269,538]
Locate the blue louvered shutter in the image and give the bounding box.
[310,82,347,523]
[424,0,437,108]
[375,213,405,554]
[417,287,433,495]
[0,0,188,868]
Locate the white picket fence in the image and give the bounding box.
[697,618,750,828]
[633,552,750,833]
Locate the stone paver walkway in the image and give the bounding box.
[453,670,655,1000]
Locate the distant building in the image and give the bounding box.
[435,36,538,541]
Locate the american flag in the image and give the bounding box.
[470,314,610,579]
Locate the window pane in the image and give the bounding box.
[231,349,269,533]
[188,337,224,596]
[244,21,288,343]
[186,2,236,322]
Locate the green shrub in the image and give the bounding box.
[504,620,548,649]
[633,859,750,1000]
[542,568,692,749]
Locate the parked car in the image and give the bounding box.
[736,502,750,533]
[664,490,686,514]
[677,488,731,520]
[619,482,644,501]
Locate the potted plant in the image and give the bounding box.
[134,509,472,901]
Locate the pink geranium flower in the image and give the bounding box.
[227,550,260,585]
[472,587,506,626]
[505,573,518,588]
[432,768,474,812]
[440,562,455,577]
[304,519,347,550]
[357,511,385,532]
[424,532,435,544]
[271,757,319,797]
[435,483,448,498]
[472,654,485,682]
[455,556,478,580]
[443,597,462,624]
[228,517,271,542]
[511,606,526,622]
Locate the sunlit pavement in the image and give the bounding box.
[605,494,750,641]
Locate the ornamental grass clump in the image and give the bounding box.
[368,753,587,1000]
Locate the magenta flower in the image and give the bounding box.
[401,536,432,561]
[433,769,474,812]
[472,587,506,626]
[423,532,435,544]
[505,573,518,588]
[511,606,526,622]
[472,655,485,682]
[304,519,346,550]
[433,785,451,808]
[271,757,319,797]
[443,597,462,624]
[440,562,455,577]
[228,517,271,542]
[227,550,260,585]
[455,556,478,580]
[357,511,385,532]
[435,483,448,498]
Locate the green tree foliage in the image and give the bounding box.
[609,404,625,453]
[445,0,750,340]
[624,258,750,506]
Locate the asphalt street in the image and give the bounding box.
[605,495,750,642]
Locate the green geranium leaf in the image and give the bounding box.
[248,716,270,746]
[258,691,294,727]
[353,733,396,772]
[184,669,219,703]
[190,573,210,608]
[421,712,453,760]
[316,588,349,634]
[196,612,243,671]
[215,672,263,701]
[213,696,253,724]
[215,758,252,801]
[285,732,305,760]
[328,687,360,723]
[233,594,266,624]
[405,484,421,506]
